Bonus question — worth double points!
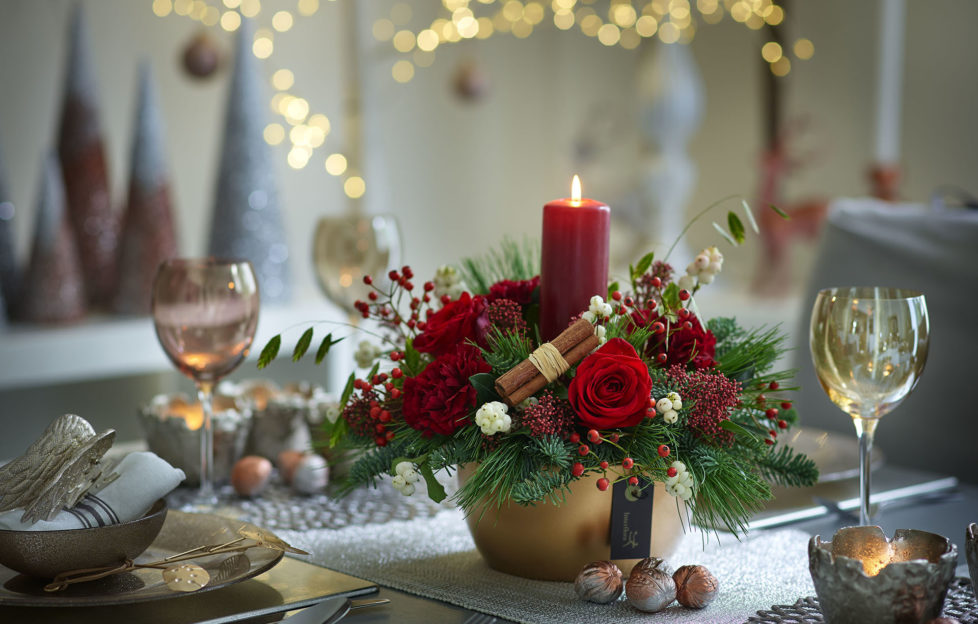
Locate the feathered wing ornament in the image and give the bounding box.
[0,414,118,524]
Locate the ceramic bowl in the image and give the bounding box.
[0,499,167,578]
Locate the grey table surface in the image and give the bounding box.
[300,467,978,624]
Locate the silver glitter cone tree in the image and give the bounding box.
[113,62,178,315]
[20,155,86,324]
[0,139,18,321]
[207,20,290,302]
[57,5,118,309]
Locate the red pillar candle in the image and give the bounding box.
[540,176,610,342]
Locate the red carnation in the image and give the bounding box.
[630,309,716,369]
[401,343,490,437]
[568,338,653,429]
[414,291,489,357]
[487,276,539,306]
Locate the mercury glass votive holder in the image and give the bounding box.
[138,392,251,485]
[808,526,957,624]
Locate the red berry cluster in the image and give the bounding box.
[517,391,575,438]
[353,265,436,340]
[487,298,528,336]
[755,381,791,445]
[342,367,408,447]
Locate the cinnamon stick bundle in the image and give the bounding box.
[494,318,599,406]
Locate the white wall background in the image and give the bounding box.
[2,0,976,306]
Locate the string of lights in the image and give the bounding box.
[149,0,813,198]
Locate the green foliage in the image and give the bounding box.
[481,328,533,376]
[292,328,314,362]
[727,212,746,244]
[687,445,771,534]
[458,237,540,295]
[257,335,281,369]
[469,373,503,406]
[755,445,819,488]
[713,324,787,381]
[316,333,343,364]
[630,251,655,281]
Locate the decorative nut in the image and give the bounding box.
[673,564,719,609]
[574,560,623,604]
[625,557,676,613]
[163,564,210,592]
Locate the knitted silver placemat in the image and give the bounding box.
[273,509,818,624]
[748,578,977,623]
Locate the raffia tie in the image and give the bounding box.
[527,343,570,383]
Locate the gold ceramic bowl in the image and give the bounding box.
[0,499,167,578]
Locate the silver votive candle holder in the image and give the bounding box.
[808,526,957,624]
[138,392,251,485]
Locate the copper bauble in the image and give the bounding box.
[574,560,623,604]
[673,564,719,609]
[183,31,221,79]
[231,455,272,497]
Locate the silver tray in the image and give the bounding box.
[0,510,283,607]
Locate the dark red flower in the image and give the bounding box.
[487,276,539,306]
[630,309,716,369]
[413,292,489,357]
[568,338,653,429]
[401,343,490,437]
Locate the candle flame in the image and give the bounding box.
[571,175,582,203]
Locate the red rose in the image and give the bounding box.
[401,343,490,437]
[487,276,540,306]
[568,338,653,429]
[630,310,716,370]
[414,292,489,357]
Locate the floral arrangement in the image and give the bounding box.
[260,222,818,535]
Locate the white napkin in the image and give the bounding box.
[0,452,185,531]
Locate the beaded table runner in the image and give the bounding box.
[748,578,976,624]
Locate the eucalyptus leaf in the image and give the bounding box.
[634,251,655,277]
[469,372,502,406]
[771,204,790,219]
[257,335,281,369]
[315,333,343,364]
[727,211,746,244]
[339,372,356,406]
[418,463,447,503]
[741,200,759,233]
[292,327,314,362]
[712,222,737,246]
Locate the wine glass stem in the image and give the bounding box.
[197,381,217,505]
[853,417,879,525]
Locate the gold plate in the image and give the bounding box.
[0,510,283,607]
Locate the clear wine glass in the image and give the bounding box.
[312,214,400,317]
[151,258,260,507]
[810,287,929,525]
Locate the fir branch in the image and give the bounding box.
[510,471,573,505]
[712,323,788,381]
[458,237,540,295]
[686,445,771,535]
[754,444,819,488]
[482,327,534,376]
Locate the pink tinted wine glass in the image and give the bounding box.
[151,258,260,506]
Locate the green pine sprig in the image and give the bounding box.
[457,237,540,295]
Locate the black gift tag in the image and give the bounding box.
[609,478,654,560]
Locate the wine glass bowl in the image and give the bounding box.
[810,286,929,525]
[312,214,400,315]
[151,258,260,505]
